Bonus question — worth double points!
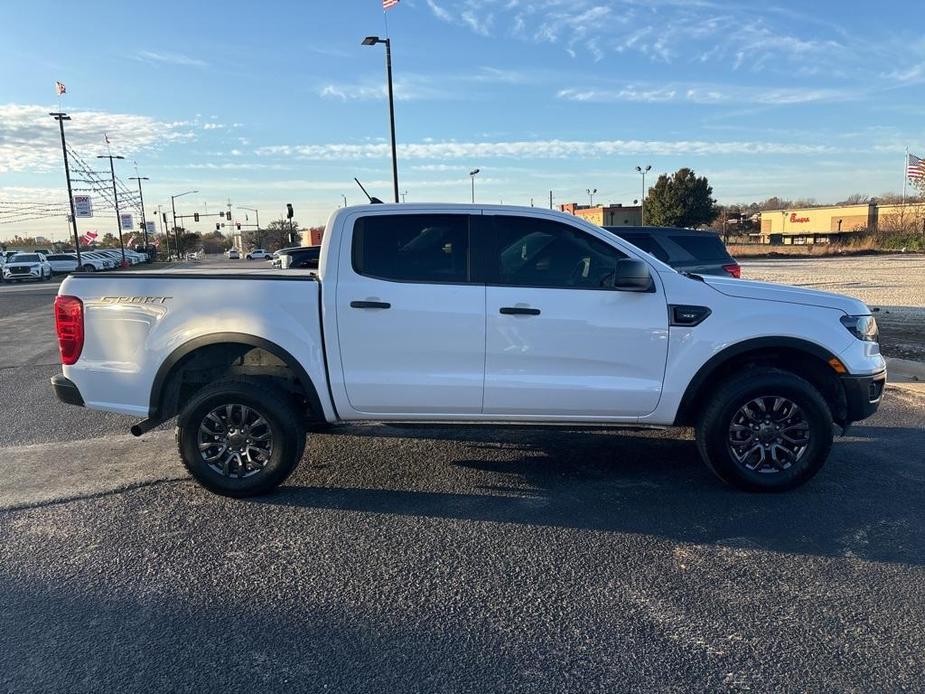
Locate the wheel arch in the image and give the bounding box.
[674,337,848,427]
[149,332,325,422]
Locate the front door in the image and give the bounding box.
[482,214,669,418]
[335,212,486,415]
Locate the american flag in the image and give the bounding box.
[908,153,925,181]
[55,81,66,95]
[383,0,399,9]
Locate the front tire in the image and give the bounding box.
[696,368,833,492]
[176,378,306,497]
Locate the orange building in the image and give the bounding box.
[560,202,642,227]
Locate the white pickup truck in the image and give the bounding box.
[51,204,886,496]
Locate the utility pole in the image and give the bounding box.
[362,36,399,202]
[549,190,553,210]
[342,194,348,208]
[401,190,407,203]
[170,190,198,259]
[49,112,82,268]
[158,205,170,259]
[97,154,126,266]
[238,206,260,248]
[587,188,597,207]
[129,175,150,253]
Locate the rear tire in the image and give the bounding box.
[695,368,833,492]
[176,378,306,497]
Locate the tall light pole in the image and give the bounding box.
[342,194,348,208]
[171,190,198,258]
[635,165,651,226]
[238,206,260,248]
[362,35,399,203]
[97,154,126,266]
[49,112,82,268]
[469,169,480,203]
[401,190,407,203]
[587,188,597,206]
[129,175,150,252]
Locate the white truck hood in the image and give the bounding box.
[702,275,870,315]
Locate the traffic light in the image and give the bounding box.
[286,203,294,219]
[216,223,220,231]
[225,211,232,220]
[194,212,200,222]
[236,222,241,230]
[162,212,168,224]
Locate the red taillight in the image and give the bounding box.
[54,295,84,365]
[723,263,741,278]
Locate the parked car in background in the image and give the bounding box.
[227,249,240,260]
[603,226,741,278]
[274,246,321,270]
[2,252,52,282]
[45,253,80,274]
[83,252,116,270]
[245,248,272,260]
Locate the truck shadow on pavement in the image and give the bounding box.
[258,422,925,566]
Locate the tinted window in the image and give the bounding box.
[619,234,670,262]
[353,214,469,283]
[671,234,729,260]
[492,216,626,289]
[13,254,40,262]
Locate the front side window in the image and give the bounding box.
[353,214,469,283]
[491,216,626,289]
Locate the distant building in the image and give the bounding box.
[559,202,642,227]
[759,201,925,243]
[300,227,324,247]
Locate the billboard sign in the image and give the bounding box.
[73,195,93,218]
[120,213,134,231]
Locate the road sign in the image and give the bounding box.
[120,213,134,231]
[73,195,93,218]
[145,221,156,235]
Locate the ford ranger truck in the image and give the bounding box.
[50,204,886,497]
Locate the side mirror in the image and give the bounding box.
[612,258,653,292]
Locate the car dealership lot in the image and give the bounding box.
[1,257,924,691]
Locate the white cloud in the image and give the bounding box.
[557,83,857,105]
[133,50,206,67]
[0,103,194,174]
[256,138,838,162]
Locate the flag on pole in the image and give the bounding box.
[383,0,399,9]
[55,81,67,95]
[907,153,925,182]
[81,230,98,245]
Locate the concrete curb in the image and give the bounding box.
[886,357,925,383]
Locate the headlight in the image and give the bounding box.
[840,314,879,342]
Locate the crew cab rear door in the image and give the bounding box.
[481,213,669,418]
[332,211,485,416]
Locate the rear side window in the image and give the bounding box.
[353,214,469,283]
[671,234,729,260]
[491,216,626,289]
[619,234,670,263]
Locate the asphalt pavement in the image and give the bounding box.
[1,268,924,692]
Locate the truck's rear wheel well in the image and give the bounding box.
[153,338,325,424]
[675,346,847,427]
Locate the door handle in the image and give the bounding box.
[350,300,391,309]
[499,306,541,316]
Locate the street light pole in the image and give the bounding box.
[171,190,199,259]
[238,206,260,248]
[49,112,82,268]
[129,176,150,252]
[586,188,597,206]
[469,169,480,203]
[98,154,126,266]
[362,35,399,203]
[635,165,651,226]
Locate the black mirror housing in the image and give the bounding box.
[612,258,654,292]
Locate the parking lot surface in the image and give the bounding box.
[1,258,924,692]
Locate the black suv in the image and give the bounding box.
[603,226,740,278]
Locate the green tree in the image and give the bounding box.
[644,168,719,228]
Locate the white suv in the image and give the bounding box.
[2,252,52,282]
[245,248,272,260]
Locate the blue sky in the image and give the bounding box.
[2,0,924,239]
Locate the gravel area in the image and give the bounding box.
[740,254,925,361]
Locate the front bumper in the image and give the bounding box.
[3,269,40,280]
[841,369,886,423]
[51,374,84,407]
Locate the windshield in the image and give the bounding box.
[11,254,40,263]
